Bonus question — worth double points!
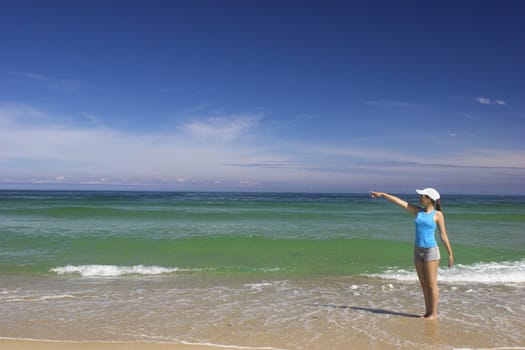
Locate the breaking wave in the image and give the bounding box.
[367,260,525,284]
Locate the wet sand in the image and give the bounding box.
[1,315,522,350]
[1,275,524,350]
[0,339,236,350]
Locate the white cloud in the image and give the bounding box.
[473,97,506,105]
[291,143,525,176]
[364,100,419,109]
[14,72,85,91]
[80,112,104,126]
[0,104,46,122]
[1,104,523,192]
[446,149,525,168]
[459,112,478,120]
[0,105,279,186]
[182,114,262,141]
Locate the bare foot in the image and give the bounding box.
[423,314,438,321]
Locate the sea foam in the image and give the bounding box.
[367,260,525,284]
[51,265,191,277]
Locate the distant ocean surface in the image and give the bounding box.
[1,191,524,280]
[1,191,524,349]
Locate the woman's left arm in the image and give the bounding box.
[436,211,454,267]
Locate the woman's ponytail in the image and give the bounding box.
[435,199,442,211]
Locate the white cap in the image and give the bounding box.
[416,188,440,201]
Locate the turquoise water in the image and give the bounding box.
[1,191,524,349]
[1,191,523,279]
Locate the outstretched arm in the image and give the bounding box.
[370,191,420,215]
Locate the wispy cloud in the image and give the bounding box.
[364,100,421,109]
[473,97,506,105]
[13,72,85,91]
[1,104,524,192]
[0,104,46,122]
[225,144,525,176]
[0,105,278,188]
[181,114,262,142]
[80,112,104,126]
[224,160,299,169]
[459,112,476,120]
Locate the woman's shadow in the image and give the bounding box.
[307,303,420,318]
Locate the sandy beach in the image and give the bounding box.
[0,318,525,350]
[1,274,524,350]
[0,339,242,350]
[1,193,524,350]
[0,340,214,350]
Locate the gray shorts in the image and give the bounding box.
[414,246,440,262]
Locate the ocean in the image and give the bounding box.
[1,191,524,349]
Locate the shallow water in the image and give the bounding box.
[1,274,523,349]
[1,191,524,349]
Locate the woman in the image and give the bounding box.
[370,188,454,320]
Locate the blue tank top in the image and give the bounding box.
[414,210,437,248]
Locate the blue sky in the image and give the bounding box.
[1,1,524,194]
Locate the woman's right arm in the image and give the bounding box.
[370,191,420,215]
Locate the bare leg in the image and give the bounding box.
[423,260,440,320]
[415,260,430,317]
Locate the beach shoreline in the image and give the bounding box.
[1,192,524,350]
[1,274,524,350]
[2,325,524,350]
[0,339,262,350]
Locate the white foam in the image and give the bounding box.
[51,265,191,277]
[0,337,289,350]
[4,294,77,302]
[244,282,274,290]
[39,294,76,300]
[367,260,525,285]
